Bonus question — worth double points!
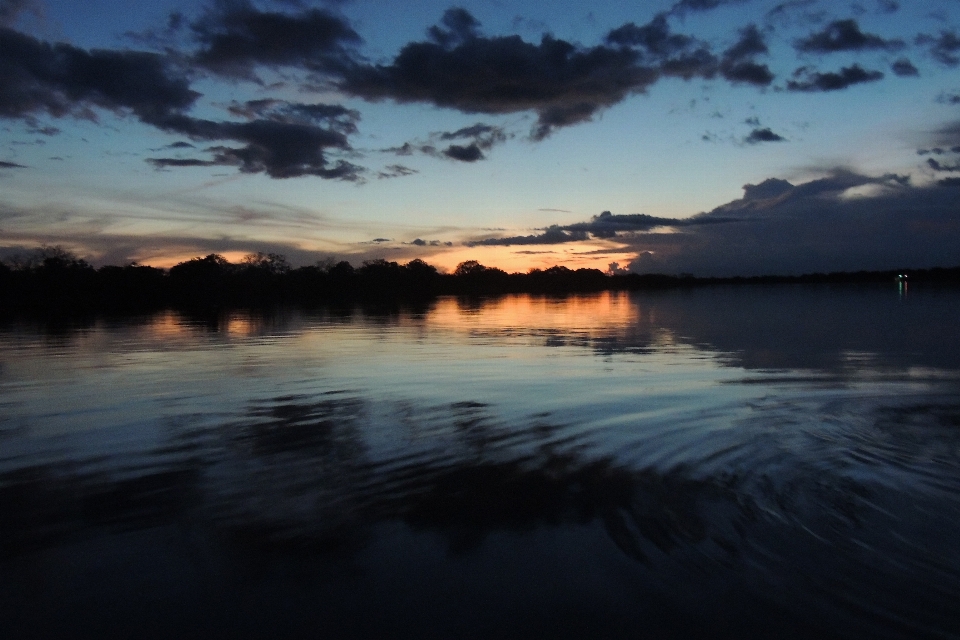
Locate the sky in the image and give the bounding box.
[1,0,960,276]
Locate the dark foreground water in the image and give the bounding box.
[2,286,960,639]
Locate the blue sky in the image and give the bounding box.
[1,0,960,275]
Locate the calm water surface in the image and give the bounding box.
[2,286,960,638]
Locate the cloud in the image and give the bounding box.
[937,92,960,105]
[407,238,451,247]
[765,0,823,28]
[190,1,360,79]
[0,27,197,121]
[605,13,695,55]
[377,164,417,179]
[927,158,960,172]
[795,19,903,53]
[146,157,217,168]
[382,122,508,163]
[443,143,484,162]
[143,100,364,179]
[744,127,786,143]
[620,172,960,276]
[466,226,589,247]
[563,210,737,237]
[0,25,366,182]
[932,121,960,148]
[468,209,738,246]
[720,24,775,86]
[670,0,748,15]
[224,99,360,134]
[438,122,500,141]
[0,0,41,27]
[917,31,960,67]
[0,160,27,168]
[876,0,899,14]
[890,58,919,76]
[437,122,507,161]
[340,9,665,140]
[786,64,884,91]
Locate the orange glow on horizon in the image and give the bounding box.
[421,240,637,274]
[121,239,637,274]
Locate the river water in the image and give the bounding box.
[2,286,959,638]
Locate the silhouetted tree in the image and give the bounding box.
[241,252,291,274]
[169,254,233,307]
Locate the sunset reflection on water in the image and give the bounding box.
[2,286,960,638]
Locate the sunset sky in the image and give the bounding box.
[1,0,960,275]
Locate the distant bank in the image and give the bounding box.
[2,248,959,315]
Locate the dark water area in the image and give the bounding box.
[2,285,960,638]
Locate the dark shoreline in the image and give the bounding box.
[2,251,959,317]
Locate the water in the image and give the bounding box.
[2,286,959,638]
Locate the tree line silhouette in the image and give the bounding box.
[2,246,959,314]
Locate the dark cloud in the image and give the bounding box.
[927,158,960,172]
[876,0,898,14]
[443,143,484,162]
[123,9,187,49]
[147,112,363,180]
[786,64,884,91]
[190,1,360,78]
[563,210,737,238]
[743,177,794,199]
[407,238,450,247]
[0,24,364,181]
[466,226,589,247]
[340,9,662,140]
[377,164,417,179]
[932,122,960,148]
[936,92,960,105]
[146,157,217,168]
[426,6,480,48]
[605,13,694,55]
[917,147,959,156]
[765,0,823,27]
[723,24,768,61]
[25,122,59,135]
[382,142,416,156]
[670,0,748,15]
[604,14,720,83]
[622,172,960,276]
[745,127,786,143]
[471,209,739,246]
[795,19,903,53]
[325,8,780,141]
[438,122,507,161]
[917,31,960,67]
[0,159,26,168]
[224,99,360,134]
[382,122,507,163]
[0,0,41,27]
[0,27,198,121]
[890,58,919,77]
[438,123,500,141]
[720,24,774,86]
[165,141,195,149]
